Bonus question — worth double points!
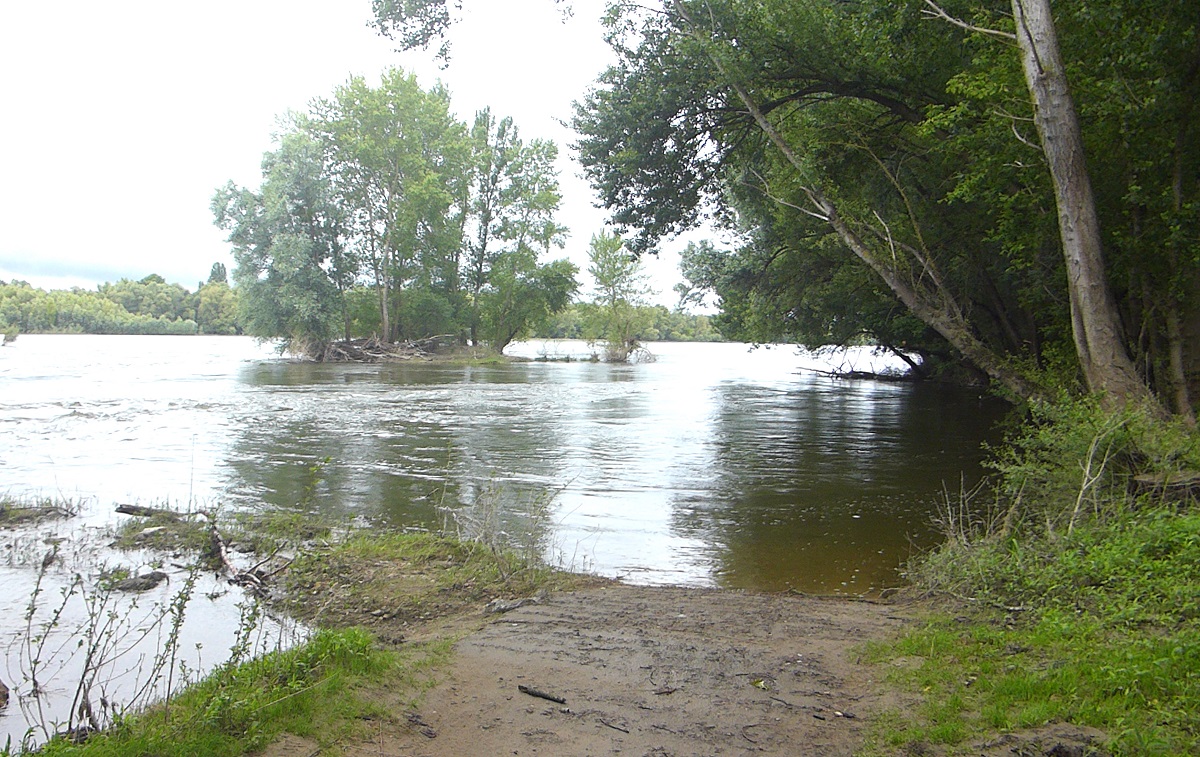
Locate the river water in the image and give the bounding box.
[1,334,1008,743]
[3,334,1007,593]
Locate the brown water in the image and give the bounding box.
[2,335,1007,593]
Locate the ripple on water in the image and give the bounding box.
[3,336,1006,595]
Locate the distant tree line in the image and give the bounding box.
[213,70,578,358]
[0,265,239,336]
[536,302,721,343]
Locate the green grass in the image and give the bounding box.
[866,506,1200,756]
[0,495,78,527]
[280,531,600,629]
[26,627,422,756]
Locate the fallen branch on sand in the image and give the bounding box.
[517,685,566,705]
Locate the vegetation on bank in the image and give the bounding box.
[0,268,238,337]
[26,627,408,757]
[0,495,78,528]
[15,527,595,757]
[866,399,1200,755]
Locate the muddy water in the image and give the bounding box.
[2,335,1007,593]
[1,334,1006,742]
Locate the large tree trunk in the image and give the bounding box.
[1011,0,1155,408]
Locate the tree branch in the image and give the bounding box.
[921,0,1015,41]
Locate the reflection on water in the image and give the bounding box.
[2,335,1007,595]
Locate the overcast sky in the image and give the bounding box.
[0,0,706,307]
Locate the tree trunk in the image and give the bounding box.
[1011,0,1155,408]
[670,0,1043,400]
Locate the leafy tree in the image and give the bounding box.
[207,262,229,286]
[585,230,653,361]
[196,280,239,335]
[100,277,192,321]
[310,70,468,343]
[213,129,347,355]
[461,108,569,346]
[480,253,578,352]
[568,0,1200,410]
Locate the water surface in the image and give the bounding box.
[2,335,1007,593]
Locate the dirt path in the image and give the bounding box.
[348,585,912,756]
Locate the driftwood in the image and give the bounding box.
[802,367,915,382]
[319,335,457,363]
[200,512,291,594]
[485,596,539,614]
[517,685,566,704]
[112,571,169,592]
[115,504,182,520]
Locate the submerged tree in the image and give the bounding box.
[213,129,347,354]
[586,230,653,362]
[214,68,576,356]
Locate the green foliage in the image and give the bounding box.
[215,71,574,357]
[993,398,1200,532]
[98,277,192,320]
[912,397,1200,599]
[33,628,399,757]
[0,280,199,335]
[480,253,579,353]
[195,281,239,335]
[584,231,653,361]
[537,302,720,342]
[214,128,347,355]
[878,399,1200,755]
[573,0,1200,404]
[872,507,1200,756]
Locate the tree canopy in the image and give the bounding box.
[213,71,578,358]
[568,0,1199,413]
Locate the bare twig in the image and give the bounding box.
[921,0,1015,40]
[600,718,630,734]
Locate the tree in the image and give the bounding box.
[568,0,1199,409]
[310,70,468,342]
[480,252,578,352]
[461,109,569,346]
[919,0,1157,406]
[196,280,239,334]
[207,262,228,286]
[586,230,653,362]
[213,129,347,355]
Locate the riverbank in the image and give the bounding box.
[16,522,1142,757]
[7,378,1196,755]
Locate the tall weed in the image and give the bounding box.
[883,397,1200,755]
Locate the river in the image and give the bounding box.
[2,334,1007,593]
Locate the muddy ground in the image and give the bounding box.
[379,585,907,756]
[268,584,909,756]
[263,582,1111,757]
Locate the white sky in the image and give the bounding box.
[0,0,707,307]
